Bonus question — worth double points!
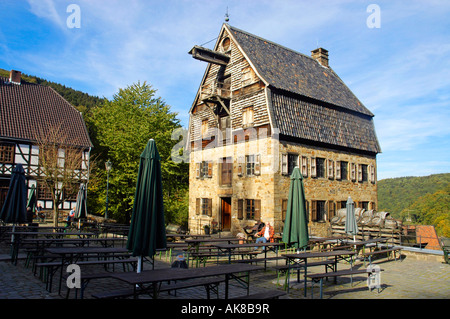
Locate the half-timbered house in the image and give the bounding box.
[188,24,381,236]
[0,70,92,213]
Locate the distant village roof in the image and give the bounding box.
[226,25,381,154]
[0,72,92,149]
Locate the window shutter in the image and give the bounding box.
[281,154,288,175]
[207,161,213,178]
[370,164,376,183]
[311,200,317,221]
[328,201,335,219]
[351,163,356,181]
[336,161,341,180]
[357,164,363,182]
[238,199,243,219]
[301,156,308,177]
[328,159,334,179]
[196,198,201,215]
[196,163,200,178]
[237,156,244,176]
[207,198,212,217]
[254,154,261,175]
[282,199,288,221]
[311,157,317,178]
[254,200,261,220]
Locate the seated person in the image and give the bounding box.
[171,252,188,269]
[255,221,274,250]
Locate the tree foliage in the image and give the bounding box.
[86,82,188,224]
[378,173,450,237]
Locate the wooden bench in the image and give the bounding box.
[66,272,112,299]
[230,289,286,299]
[35,258,137,293]
[306,268,384,299]
[363,247,402,266]
[92,277,225,299]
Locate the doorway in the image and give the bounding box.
[220,197,231,231]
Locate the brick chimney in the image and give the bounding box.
[9,70,21,85]
[311,48,329,68]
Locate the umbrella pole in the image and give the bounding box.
[137,256,143,273]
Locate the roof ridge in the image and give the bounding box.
[225,24,316,63]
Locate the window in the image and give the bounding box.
[0,143,14,164]
[245,199,261,220]
[244,154,260,176]
[316,158,326,178]
[281,153,299,176]
[242,106,254,127]
[311,200,326,222]
[241,67,253,87]
[196,198,212,216]
[288,154,298,176]
[358,164,368,182]
[338,161,348,180]
[219,157,232,186]
[196,161,212,178]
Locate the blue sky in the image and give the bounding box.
[0,0,449,180]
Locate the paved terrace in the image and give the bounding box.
[0,242,448,300]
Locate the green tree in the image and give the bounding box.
[86,82,188,223]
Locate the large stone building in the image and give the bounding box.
[0,70,92,213]
[187,24,381,236]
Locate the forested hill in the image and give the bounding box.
[0,68,105,112]
[378,173,450,237]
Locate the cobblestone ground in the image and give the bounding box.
[1,243,449,300]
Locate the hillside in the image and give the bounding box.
[0,68,104,112]
[378,173,450,237]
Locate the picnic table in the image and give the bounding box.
[108,263,264,299]
[44,246,131,294]
[8,231,95,264]
[185,237,244,267]
[282,250,356,296]
[214,242,285,269]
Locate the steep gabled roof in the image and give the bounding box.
[0,77,92,149]
[226,24,373,116]
[225,24,380,154]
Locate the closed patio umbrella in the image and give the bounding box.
[0,164,27,224]
[282,167,309,251]
[345,196,359,242]
[0,164,28,263]
[74,183,87,229]
[26,184,37,216]
[127,139,166,272]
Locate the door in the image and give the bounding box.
[221,197,231,231]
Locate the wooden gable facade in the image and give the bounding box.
[188,24,381,236]
[0,70,92,213]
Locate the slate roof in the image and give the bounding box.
[0,76,92,148]
[226,24,381,154]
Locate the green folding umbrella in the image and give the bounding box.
[74,183,87,229]
[0,164,27,224]
[282,167,309,250]
[0,164,28,263]
[345,196,359,242]
[127,139,166,272]
[27,184,37,215]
